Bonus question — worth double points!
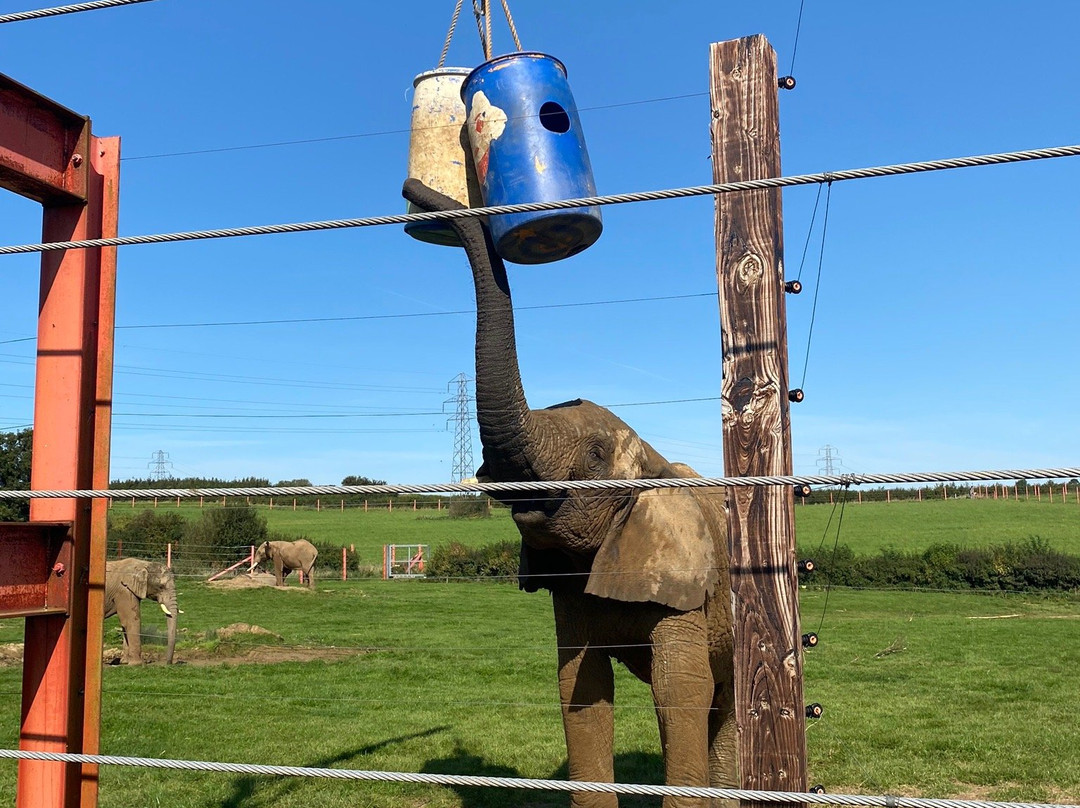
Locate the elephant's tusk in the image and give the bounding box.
[159,603,174,617]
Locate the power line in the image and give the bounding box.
[0,0,155,24]
[113,293,713,330]
[2,143,1078,256]
[120,95,708,162]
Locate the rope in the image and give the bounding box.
[1,143,1078,256]
[0,750,1074,808]
[0,0,154,24]
[0,466,1077,501]
[436,0,465,69]
[499,0,521,51]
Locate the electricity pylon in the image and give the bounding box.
[445,373,476,483]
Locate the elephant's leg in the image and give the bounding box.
[274,559,285,586]
[650,609,712,808]
[305,564,315,588]
[707,678,738,808]
[553,595,618,808]
[117,596,144,666]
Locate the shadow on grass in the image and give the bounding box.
[421,744,665,808]
[215,725,451,808]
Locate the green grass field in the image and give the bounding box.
[1,497,1075,806]
[1,582,1078,806]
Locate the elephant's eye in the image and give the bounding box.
[585,445,606,473]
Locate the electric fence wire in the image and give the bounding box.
[2,143,1079,256]
[0,749,1076,808]
[815,482,849,636]
[0,0,153,24]
[800,180,832,390]
[788,0,807,76]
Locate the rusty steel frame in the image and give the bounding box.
[0,71,118,808]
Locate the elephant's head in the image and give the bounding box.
[252,541,271,567]
[403,179,721,611]
[119,559,178,664]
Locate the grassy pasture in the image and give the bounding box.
[0,581,1078,807]
[108,496,1080,567]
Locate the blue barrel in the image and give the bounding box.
[461,52,602,264]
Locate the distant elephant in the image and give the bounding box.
[403,179,736,808]
[104,557,178,665]
[253,539,318,588]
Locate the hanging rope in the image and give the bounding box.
[499,0,522,51]
[436,0,465,68]
[469,0,521,60]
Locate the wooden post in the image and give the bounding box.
[711,35,807,798]
[342,547,347,581]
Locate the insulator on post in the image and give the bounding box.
[810,785,827,794]
[805,702,823,719]
[802,632,819,648]
[785,279,803,294]
[779,75,797,90]
[798,559,815,573]
[793,483,812,498]
[789,388,804,403]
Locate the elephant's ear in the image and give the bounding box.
[585,487,719,611]
[125,567,149,600]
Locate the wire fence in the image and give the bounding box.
[0,750,1075,808]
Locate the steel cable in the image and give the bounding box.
[0,750,1074,808]
[1,144,1078,256]
[0,466,1078,500]
[0,0,154,24]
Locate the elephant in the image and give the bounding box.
[403,178,737,808]
[252,539,318,588]
[104,557,178,665]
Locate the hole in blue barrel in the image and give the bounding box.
[539,101,571,133]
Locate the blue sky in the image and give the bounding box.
[0,1,1077,486]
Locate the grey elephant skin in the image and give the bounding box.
[403,179,737,808]
[104,557,178,665]
[253,539,318,588]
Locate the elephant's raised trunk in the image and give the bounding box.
[403,180,541,482]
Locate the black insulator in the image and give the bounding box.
[789,388,805,403]
[785,279,803,294]
[805,702,823,719]
[779,75,797,90]
[802,632,819,648]
[810,785,827,794]
[798,559,815,573]
[793,483,812,498]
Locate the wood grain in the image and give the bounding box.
[710,35,808,799]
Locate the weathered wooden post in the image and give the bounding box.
[710,35,808,799]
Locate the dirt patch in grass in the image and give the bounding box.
[208,572,313,590]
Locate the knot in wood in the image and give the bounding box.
[736,252,765,290]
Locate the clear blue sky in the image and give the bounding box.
[0,1,1077,486]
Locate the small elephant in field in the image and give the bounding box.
[104,557,179,665]
[404,178,737,808]
[253,539,318,588]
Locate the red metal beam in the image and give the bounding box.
[0,522,72,618]
[14,125,117,808]
[0,73,88,204]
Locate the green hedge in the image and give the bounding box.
[426,540,519,580]
[799,536,1080,592]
